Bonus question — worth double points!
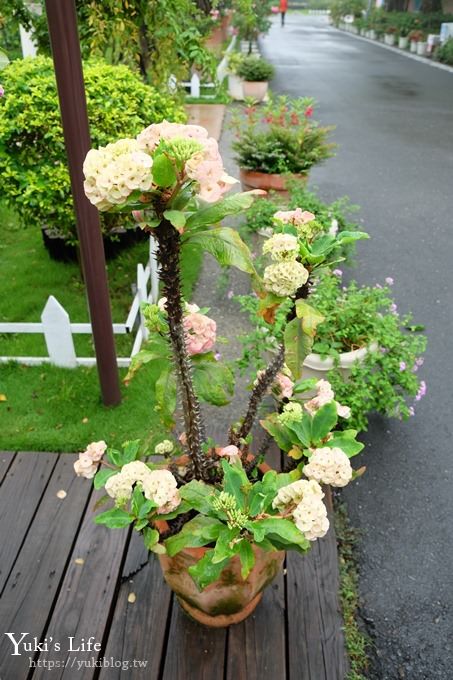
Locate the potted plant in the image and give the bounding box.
[227,51,245,101]
[75,123,366,626]
[384,26,397,46]
[408,29,425,53]
[236,55,275,101]
[0,56,185,258]
[231,95,335,194]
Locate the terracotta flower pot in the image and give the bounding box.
[240,168,308,196]
[159,544,285,627]
[242,80,268,101]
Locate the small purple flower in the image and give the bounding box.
[385,277,394,285]
[227,290,234,299]
[380,347,388,354]
[415,380,427,402]
[375,283,382,289]
[408,406,415,417]
[390,303,398,314]
[214,352,221,361]
[333,269,343,277]
[415,357,424,367]
[0,84,4,97]
[399,361,406,371]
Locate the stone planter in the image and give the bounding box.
[398,36,409,49]
[228,73,244,101]
[410,41,418,53]
[240,168,308,195]
[158,545,285,627]
[416,41,427,56]
[302,342,379,383]
[368,29,376,40]
[384,34,396,46]
[242,80,268,102]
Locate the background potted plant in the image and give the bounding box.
[236,55,275,101]
[231,95,335,194]
[74,121,366,626]
[227,51,245,100]
[384,26,397,46]
[408,29,425,53]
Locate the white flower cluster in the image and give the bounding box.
[74,441,107,479]
[273,479,329,541]
[263,233,299,261]
[263,261,309,297]
[303,447,353,487]
[105,462,180,513]
[83,139,153,211]
[304,379,351,419]
[155,440,174,455]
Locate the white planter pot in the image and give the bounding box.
[385,34,395,46]
[302,342,379,384]
[416,41,427,56]
[410,41,418,53]
[398,36,408,49]
[242,80,268,102]
[369,29,376,40]
[228,74,244,101]
[360,28,366,37]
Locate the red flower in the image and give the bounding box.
[305,106,314,117]
[291,113,299,125]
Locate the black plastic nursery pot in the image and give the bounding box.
[41,226,148,262]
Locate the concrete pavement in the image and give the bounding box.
[260,14,453,679]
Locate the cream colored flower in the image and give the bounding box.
[155,440,174,455]
[74,454,98,479]
[263,233,299,261]
[85,440,107,462]
[105,473,134,502]
[303,447,353,487]
[263,261,309,297]
[273,479,329,541]
[141,470,181,513]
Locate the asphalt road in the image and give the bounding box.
[260,14,453,679]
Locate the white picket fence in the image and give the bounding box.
[183,34,237,98]
[0,238,160,369]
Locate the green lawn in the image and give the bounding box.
[0,202,202,452]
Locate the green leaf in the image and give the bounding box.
[238,540,255,580]
[248,518,310,551]
[311,402,338,443]
[122,440,141,464]
[185,192,257,231]
[336,230,369,245]
[293,378,319,394]
[143,527,160,550]
[192,356,235,406]
[164,209,186,231]
[180,480,215,514]
[247,471,278,516]
[325,436,364,458]
[212,526,240,563]
[106,448,123,466]
[93,468,118,490]
[221,459,250,509]
[165,516,224,557]
[94,508,134,529]
[155,366,177,427]
[285,415,312,449]
[188,549,230,591]
[152,153,177,187]
[295,300,325,337]
[284,318,313,380]
[260,414,294,453]
[184,227,256,275]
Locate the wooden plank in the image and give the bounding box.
[99,532,172,680]
[286,488,347,680]
[161,602,227,680]
[0,451,16,485]
[226,570,286,680]
[31,490,130,679]
[0,455,91,680]
[0,451,58,593]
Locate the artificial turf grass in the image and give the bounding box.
[0,202,202,357]
[0,361,167,453]
[0,202,203,451]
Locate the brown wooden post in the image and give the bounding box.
[44,0,121,406]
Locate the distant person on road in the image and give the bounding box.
[280,0,288,26]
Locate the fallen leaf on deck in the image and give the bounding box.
[128,592,136,604]
[56,490,67,499]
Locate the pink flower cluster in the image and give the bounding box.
[218,445,241,463]
[273,208,315,227]
[137,120,237,203]
[304,379,351,419]
[183,311,217,355]
[274,372,294,399]
[74,441,107,479]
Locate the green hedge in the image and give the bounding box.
[0,57,185,243]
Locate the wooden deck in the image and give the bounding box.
[0,451,347,680]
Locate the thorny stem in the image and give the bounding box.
[229,343,285,447]
[154,218,211,481]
